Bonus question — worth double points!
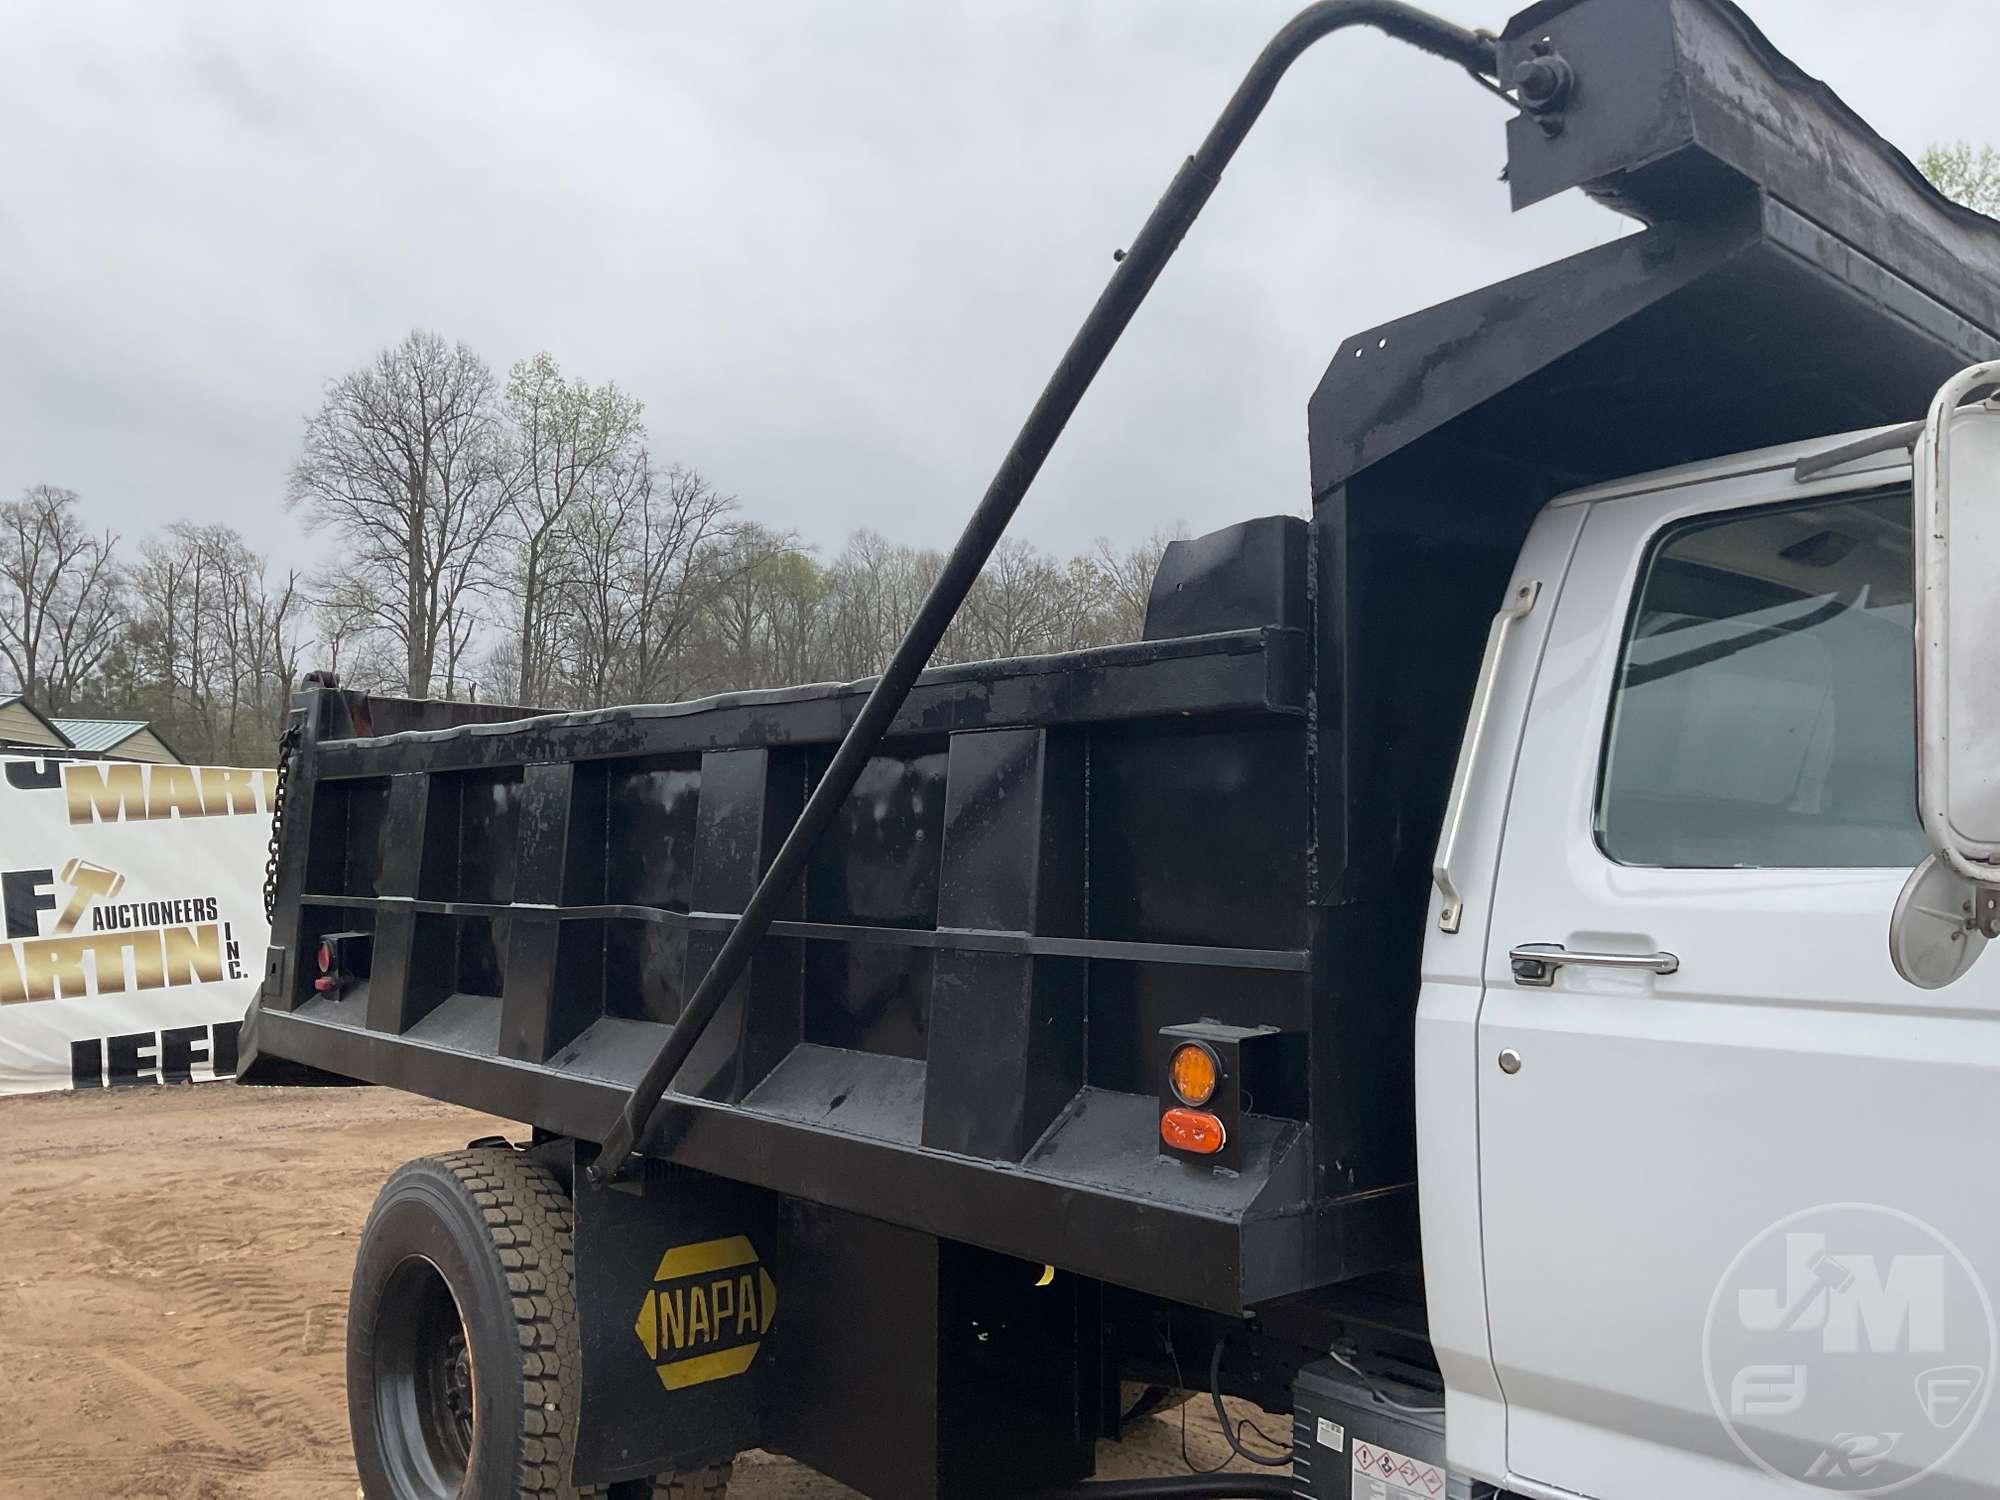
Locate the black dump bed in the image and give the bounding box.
[245,0,2000,1316]
[250,525,1344,1315]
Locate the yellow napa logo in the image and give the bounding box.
[632,1234,777,1391]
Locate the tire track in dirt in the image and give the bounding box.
[4,1447,356,1500]
[0,1086,492,1499]
[32,1192,346,1473]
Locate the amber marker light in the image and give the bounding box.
[1167,1041,1219,1107]
[1159,1106,1226,1155]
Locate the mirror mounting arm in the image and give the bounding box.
[1976,885,2000,940]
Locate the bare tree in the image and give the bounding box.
[313,576,404,692]
[820,531,943,679]
[1083,529,1182,646]
[128,522,223,750]
[208,543,306,761]
[549,461,641,710]
[706,522,802,685]
[0,484,123,712]
[438,593,486,699]
[4,333,1183,753]
[501,352,644,703]
[957,538,1067,660]
[544,457,738,708]
[124,523,306,761]
[288,330,510,697]
[616,462,739,702]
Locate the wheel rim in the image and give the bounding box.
[373,1256,476,1498]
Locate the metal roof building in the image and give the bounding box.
[0,696,70,754]
[50,717,184,764]
[0,699,186,763]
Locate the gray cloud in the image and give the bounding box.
[0,1,1991,574]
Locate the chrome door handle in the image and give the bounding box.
[1509,943,1679,987]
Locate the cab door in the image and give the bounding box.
[1476,470,2000,1497]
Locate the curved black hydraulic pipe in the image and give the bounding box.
[589,2,1501,1183]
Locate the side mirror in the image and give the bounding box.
[1894,362,2000,986]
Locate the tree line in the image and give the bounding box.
[1,330,1176,766]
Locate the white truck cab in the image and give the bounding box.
[1424,389,2000,1498]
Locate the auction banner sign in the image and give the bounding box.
[0,755,271,1097]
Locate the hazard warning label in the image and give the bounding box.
[1350,1438,1448,1499]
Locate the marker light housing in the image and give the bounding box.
[312,929,372,998]
[1156,1019,1292,1172]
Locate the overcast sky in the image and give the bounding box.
[2,1,1995,575]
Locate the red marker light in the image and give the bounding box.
[1160,1107,1226,1155]
[317,942,333,973]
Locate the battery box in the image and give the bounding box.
[1291,1358,1497,1500]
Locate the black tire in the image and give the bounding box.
[347,1148,733,1500]
[609,1465,734,1499]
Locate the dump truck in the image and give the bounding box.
[242,2,2000,1496]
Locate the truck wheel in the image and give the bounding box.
[609,1464,733,1498]
[348,1148,602,1498]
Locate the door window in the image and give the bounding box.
[1597,491,1927,868]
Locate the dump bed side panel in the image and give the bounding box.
[248,518,1420,1312]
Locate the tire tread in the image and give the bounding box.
[399,1149,731,1500]
[425,1149,584,1498]
[631,1460,735,1498]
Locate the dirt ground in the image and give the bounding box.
[0,1083,1286,1499]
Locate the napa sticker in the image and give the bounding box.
[632,1235,777,1390]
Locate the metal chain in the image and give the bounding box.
[263,720,302,925]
